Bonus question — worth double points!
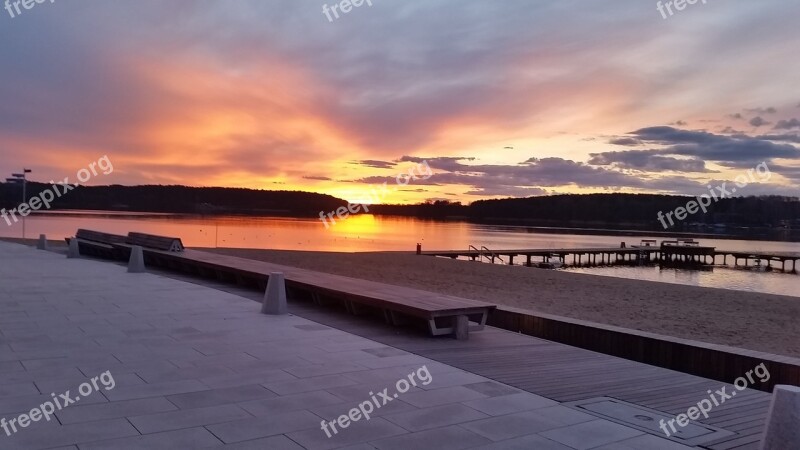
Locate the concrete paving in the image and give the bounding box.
[0,241,693,449]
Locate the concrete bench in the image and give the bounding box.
[143,249,495,340]
[65,229,128,259]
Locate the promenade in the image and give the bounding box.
[0,241,739,449]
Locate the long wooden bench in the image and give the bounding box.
[65,229,128,259]
[142,248,496,340]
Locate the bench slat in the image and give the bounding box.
[126,232,185,252]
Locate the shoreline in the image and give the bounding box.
[202,247,800,359]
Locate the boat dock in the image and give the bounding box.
[419,240,800,272]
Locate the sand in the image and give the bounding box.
[202,248,800,358]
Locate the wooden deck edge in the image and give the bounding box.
[487,306,800,393]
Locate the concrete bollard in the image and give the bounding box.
[760,385,800,450]
[261,272,288,315]
[127,245,146,273]
[36,234,48,250]
[67,238,80,258]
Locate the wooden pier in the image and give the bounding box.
[419,241,800,273]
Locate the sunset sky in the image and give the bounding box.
[1,0,799,204]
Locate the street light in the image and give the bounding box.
[9,168,31,240]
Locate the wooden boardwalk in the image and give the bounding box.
[141,250,772,450]
[287,304,770,450]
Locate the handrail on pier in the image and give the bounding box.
[468,245,505,264]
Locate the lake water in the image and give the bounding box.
[4,211,799,298]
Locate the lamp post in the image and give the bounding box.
[10,169,31,240]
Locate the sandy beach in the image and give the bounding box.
[203,248,800,358]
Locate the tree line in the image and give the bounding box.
[2,183,799,230]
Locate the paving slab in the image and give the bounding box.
[382,402,488,432]
[369,425,492,450]
[128,404,253,434]
[539,418,646,449]
[79,427,223,450]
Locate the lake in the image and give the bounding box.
[4,211,799,298]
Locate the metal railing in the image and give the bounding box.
[469,245,505,264]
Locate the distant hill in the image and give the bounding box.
[369,194,800,231]
[0,183,348,217]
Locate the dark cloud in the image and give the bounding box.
[774,118,800,130]
[720,126,745,134]
[350,160,397,169]
[746,107,778,114]
[464,186,548,197]
[630,127,719,145]
[757,134,800,144]
[397,156,475,172]
[350,155,704,196]
[769,164,800,182]
[749,116,770,127]
[627,126,800,167]
[588,151,710,172]
[302,175,332,181]
[609,137,642,146]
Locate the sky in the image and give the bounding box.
[1,0,799,205]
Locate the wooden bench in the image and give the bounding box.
[65,229,128,259]
[142,249,496,340]
[126,232,185,252]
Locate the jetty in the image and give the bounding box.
[419,239,800,273]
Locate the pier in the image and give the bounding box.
[419,240,800,273]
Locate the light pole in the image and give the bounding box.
[10,169,31,240]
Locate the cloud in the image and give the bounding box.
[749,116,770,127]
[746,107,778,114]
[464,186,548,197]
[774,118,800,130]
[350,155,712,196]
[720,126,745,135]
[769,164,800,182]
[397,156,476,172]
[757,134,800,144]
[351,160,397,169]
[627,126,800,167]
[302,175,332,181]
[588,151,710,172]
[630,127,719,145]
[609,137,642,146]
